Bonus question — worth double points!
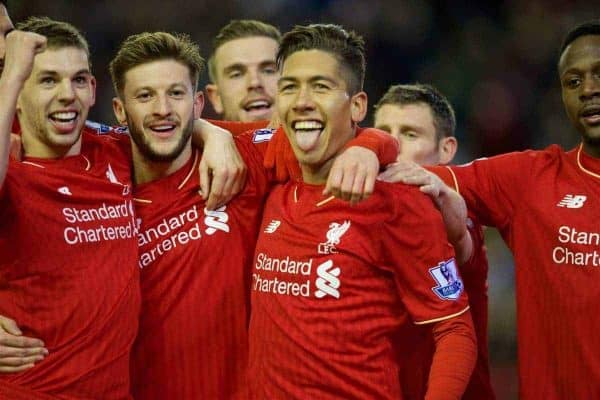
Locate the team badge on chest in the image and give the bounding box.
[318,220,351,255]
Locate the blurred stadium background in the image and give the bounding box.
[9,1,599,398]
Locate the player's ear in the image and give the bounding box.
[193,91,205,120]
[350,91,368,124]
[438,136,457,165]
[205,83,224,114]
[112,97,127,125]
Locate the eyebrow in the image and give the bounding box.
[278,75,338,85]
[132,82,189,93]
[561,60,600,77]
[223,59,277,73]
[374,123,391,132]
[36,68,91,77]
[223,63,247,73]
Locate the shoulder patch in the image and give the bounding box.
[85,120,129,135]
[252,128,275,143]
[429,258,464,300]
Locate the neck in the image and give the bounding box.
[582,141,600,158]
[300,157,335,185]
[21,130,82,159]
[132,142,192,185]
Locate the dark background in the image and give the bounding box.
[9,1,599,398]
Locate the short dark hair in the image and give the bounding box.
[109,31,204,98]
[207,20,281,82]
[559,20,600,60]
[277,23,365,95]
[17,16,90,66]
[374,83,456,139]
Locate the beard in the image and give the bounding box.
[127,115,193,162]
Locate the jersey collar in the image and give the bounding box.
[577,143,600,179]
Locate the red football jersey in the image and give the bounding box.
[130,134,270,399]
[398,214,494,400]
[0,129,140,399]
[248,180,470,399]
[431,144,600,399]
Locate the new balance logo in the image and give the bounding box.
[557,194,587,209]
[264,220,281,233]
[204,206,230,235]
[106,163,120,184]
[58,186,72,196]
[315,260,341,299]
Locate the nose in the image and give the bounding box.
[152,94,172,116]
[580,74,600,99]
[292,85,315,113]
[246,67,263,90]
[57,79,76,103]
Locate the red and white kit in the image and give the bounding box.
[0,127,140,400]
[249,180,470,399]
[432,144,600,399]
[399,212,494,400]
[130,133,270,399]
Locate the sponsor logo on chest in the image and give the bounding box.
[61,200,138,246]
[253,220,351,299]
[137,205,231,268]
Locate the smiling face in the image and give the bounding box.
[113,59,201,167]
[559,34,600,155]
[16,46,96,158]
[277,49,367,183]
[206,36,279,122]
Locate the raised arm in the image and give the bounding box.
[0,30,46,188]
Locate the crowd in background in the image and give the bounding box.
[8,1,598,398]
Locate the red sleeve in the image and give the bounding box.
[426,151,534,229]
[343,127,399,166]
[425,311,477,400]
[232,132,272,199]
[263,127,301,182]
[207,119,269,136]
[380,184,470,323]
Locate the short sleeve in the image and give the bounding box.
[234,132,272,198]
[427,151,535,229]
[380,185,470,324]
